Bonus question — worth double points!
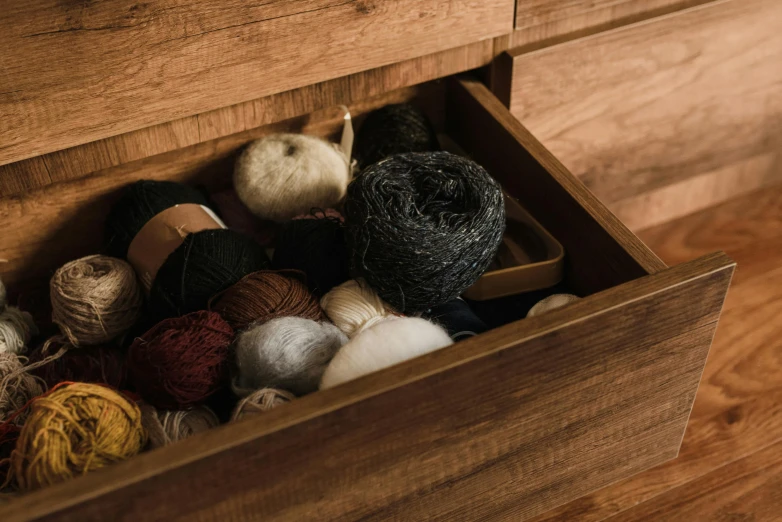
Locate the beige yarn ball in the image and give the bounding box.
[140,404,220,449]
[320,279,396,338]
[527,294,581,318]
[234,133,351,222]
[0,352,45,424]
[50,255,142,346]
[0,307,38,355]
[231,387,294,422]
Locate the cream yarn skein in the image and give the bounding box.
[320,279,396,338]
[320,317,453,390]
[140,404,220,449]
[231,387,294,422]
[234,134,351,222]
[0,307,37,355]
[527,294,581,318]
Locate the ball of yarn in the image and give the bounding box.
[354,103,440,169]
[140,403,220,449]
[272,217,350,296]
[231,387,294,422]
[423,298,488,341]
[0,307,37,355]
[320,279,396,338]
[234,134,351,222]
[148,229,270,320]
[29,344,126,390]
[210,270,324,331]
[0,353,45,424]
[345,151,505,313]
[105,179,211,258]
[320,317,452,389]
[50,255,142,346]
[7,382,146,491]
[527,294,581,318]
[128,311,234,409]
[233,317,347,396]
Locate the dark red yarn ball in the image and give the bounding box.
[127,311,234,410]
[29,344,126,390]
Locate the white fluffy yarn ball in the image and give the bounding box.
[234,133,351,222]
[319,317,453,390]
[232,317,348,396]
[527,294,581,318]
[320,279,396,338]
[0,306,38,355]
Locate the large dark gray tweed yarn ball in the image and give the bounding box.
[344,151,505,313]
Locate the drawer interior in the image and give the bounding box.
[0,76,714,522]
[0,76,664,323]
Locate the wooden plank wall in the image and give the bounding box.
[0,0,512,166]
[496,0,782,230]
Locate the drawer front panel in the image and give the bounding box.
[0,0,513,166]
[499,0,782,230]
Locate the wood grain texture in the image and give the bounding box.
[446,77,666,295]
[0,0,513,166]
[526,186,782,521]
[0,40,493,197]
[0,83,441,293]
[0,253,734,522]
[615,442,782,522]
[495,0,715,53]
[497,0,782,229]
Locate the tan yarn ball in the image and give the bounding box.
[234,134,351,222]
[0,353,45,424]
[0,307,38,355]
[231,387,294,422]
[527,294,581,318]
[320,279,396,338]
[140,404,220,449]
[50,255,142,346]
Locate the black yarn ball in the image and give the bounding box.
[105,180,211,258]
[148,229,270,320]
[345,151,505,314]
[423,298,488,341]
[272,218,350,296]
[354,103,440,170]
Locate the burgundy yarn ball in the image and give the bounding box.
[29,343,126,390]
[128,311,234,409]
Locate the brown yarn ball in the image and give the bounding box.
[140,403,220,449]
[0,352,45,425]
[50,255,143,346]
[210,270,324,331]
[231,387,294,422]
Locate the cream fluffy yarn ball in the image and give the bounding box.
[0,307,38,355]
[527,294,581,318]
[319,317,452,390]
[234,134,351,222]
[320,279,396,338]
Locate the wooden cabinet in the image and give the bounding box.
[0,1,739,520]
[495,0,782,230]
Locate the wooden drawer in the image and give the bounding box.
[495,0,782,230]
[0,0,514,167]
[0,77,733,521]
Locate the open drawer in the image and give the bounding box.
[0,77,733,521]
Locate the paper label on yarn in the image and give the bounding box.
[339,105,355,171]
[127,204,227,294]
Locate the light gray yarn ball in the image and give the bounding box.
[232,317,348,396]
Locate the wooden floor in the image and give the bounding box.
[533,185,782,521]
